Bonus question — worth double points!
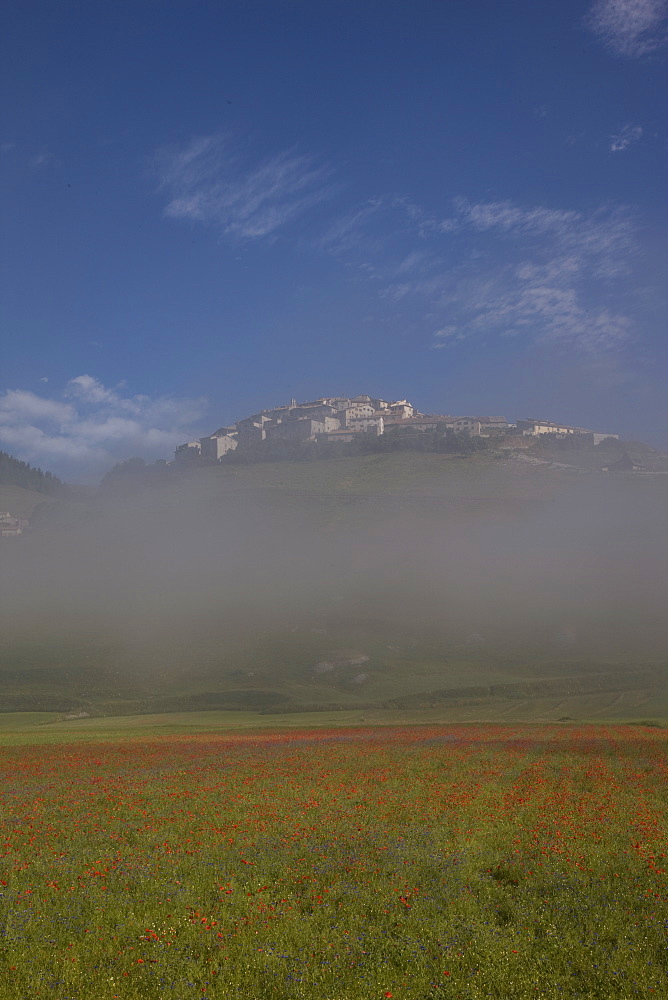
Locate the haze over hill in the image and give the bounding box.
[2,0,667,728]
[1,443,666,722]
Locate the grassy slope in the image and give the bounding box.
[1,680,667,745]
[197,450,560,498]
[0,484,55,519]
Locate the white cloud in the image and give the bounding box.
[153,132,651,366]
[0,389,75,424]
[65,374,120,405]
[156,134,333,241]
[0,377,206,480]
[456,199,580,236]
[333,194,639,356]
[448,265,634,353]
[435,201,637,351]
[610,123,644,151]
[447,200,634,274]
[586,0,668,57]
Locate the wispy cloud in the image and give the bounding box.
[585,0,667,57]
[452,199,634,276]
[156,134,333,240]
[430,261,634,354]
[450,199,581,236]
[324,194,640,355]
[431,201,636,353]
[0,376,206,479]
[154,132,651,363]
[610,123,644,151]
[318,200,384,255]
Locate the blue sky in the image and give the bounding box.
[1,0,666,479]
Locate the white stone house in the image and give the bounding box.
[517,419,582,436]
[452,417,482,436]
[387,400,415,418]
[237,414,272,446]
[340,404,376,424]
[200,430,238,460]
[476,416,509,432]
[347,415,385,436]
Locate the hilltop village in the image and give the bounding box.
[0,398,640,538]
[175,394,619,464]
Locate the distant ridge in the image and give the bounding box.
[0,451,62,495]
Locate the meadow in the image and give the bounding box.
[0,722,665,999]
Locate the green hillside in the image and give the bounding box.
[0,484,56,519]
[0,450,64,519]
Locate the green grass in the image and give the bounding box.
[1,686,666,747]
[196,450,569,503]
[1,620,665,719]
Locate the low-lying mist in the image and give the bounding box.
[1,460,666,711]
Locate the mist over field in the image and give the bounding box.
[3,2,668,996]
[1,458,666,717]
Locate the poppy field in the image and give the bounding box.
[0,723,666,999]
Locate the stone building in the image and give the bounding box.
[237,414,272,446]
[174,441,202,463]
[386,400,415,419]
[476,416,510,432]
[265,418,328,443]
[452,417,482,436]
[319,429,357,443]
[347,415,384,436]
[517,419,618,443]
[340,403,376,423]
[200,428,238,460]
[517,418,582,436]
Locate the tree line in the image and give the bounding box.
[0,451,63,494]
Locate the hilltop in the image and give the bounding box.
[1,393,666,727]
[171,392,630,469]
